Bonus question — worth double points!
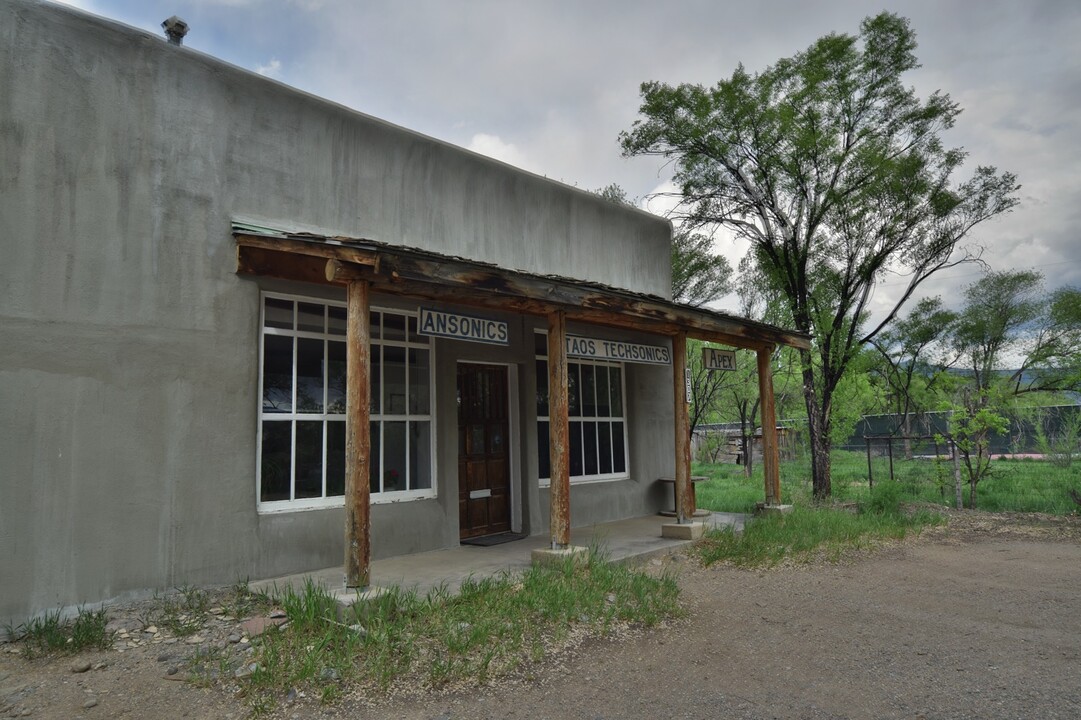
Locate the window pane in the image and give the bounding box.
[409,348,430,414]
[383,312,405,341]
[581,365,597,417]
[568,364,581,417]
[264,298,293,329]
[326,421,345,496]
[294,421,323,499]
[260,421,291,502]
[384,421,406,491]
[409,421,432,490]
[327,341,346,414]
[598,421,613,474]
[328,306,347,336]
[612,421,626,473]
[610,367,623,416]
[383,346,406,414]
[595,366,611,417]
[583,422,598,475]
[371,345,381,414]
[369,421,381,493]
[537,421,550,479]
[369,311,381,340]
[569,421,583,477]
[536,359,549,417]
[297,302,324,333]
[534,332,548,356]
[407,315,421,343]
[262,335,293,413]
[296,338,325,413]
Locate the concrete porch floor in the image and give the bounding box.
[251,512,747,605]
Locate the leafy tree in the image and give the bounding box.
[620,12,1019,498]
[868,296,958,452]
[950,270,1081,396]
[591,184,734,308]
[671,229,733,306]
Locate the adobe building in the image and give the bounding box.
[0,0,808,628]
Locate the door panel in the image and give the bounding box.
[457,364,511,539]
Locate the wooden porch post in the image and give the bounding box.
[547,311,571,548]
[673,331,694,523]
[756,346,781,506]
[344,280,372,588]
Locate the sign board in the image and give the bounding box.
[418,307,509,346]
[702,347,737,371]
[566,334,671,365]
[685,367,693,402]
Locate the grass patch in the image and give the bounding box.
[241,549,680,713]
[7,606,112,658]
[694,450,1081,516]
[695,502,943,568]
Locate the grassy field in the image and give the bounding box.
[695,450,1081,515]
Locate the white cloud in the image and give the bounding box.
[466,133,529,170]
[255,58,282,78]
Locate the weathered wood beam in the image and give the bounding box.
[757,347,781,505]
[547,310,571,549]
[238,244,805,352]
[672,331,694,523]
[236,233,379,267]
[344,280,372,588]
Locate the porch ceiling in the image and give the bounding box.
[233,224,811,352]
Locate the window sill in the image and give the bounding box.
[538,475,629,489]
[257,490,436,514]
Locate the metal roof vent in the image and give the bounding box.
[162,16,189,45]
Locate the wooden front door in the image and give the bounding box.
[457,363,511,539]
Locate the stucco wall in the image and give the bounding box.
[0,0,673,626]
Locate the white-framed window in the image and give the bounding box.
[258,293,435,512]
[534,331,629,484]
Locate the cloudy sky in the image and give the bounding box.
[51,0,1081,317]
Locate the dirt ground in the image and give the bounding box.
[3,511,1080,720]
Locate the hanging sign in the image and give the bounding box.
[702,347,737,371]
[418,307,509,345]
[566,334,671,365]
[685,367,693,402]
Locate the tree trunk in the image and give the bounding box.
[903,413,913,460]
[802,354,832,499]
[951,439,964,511]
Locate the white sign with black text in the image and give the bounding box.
[702,347,737,371]
[565,334,671,366]
[418,307,509,346]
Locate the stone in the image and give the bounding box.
[82,697,98,709]
[605,593,617,604]
[318,667,340,682]
[166,666,179,676]
[143,625,157,634]
[209,607,224,616]
[156,653,173,663]
[71,660,92,674]
[240,616,287,638]
[233,663,258,680]
[185,636,204,645]
[660,521,705,540]
[227,634,241,644]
